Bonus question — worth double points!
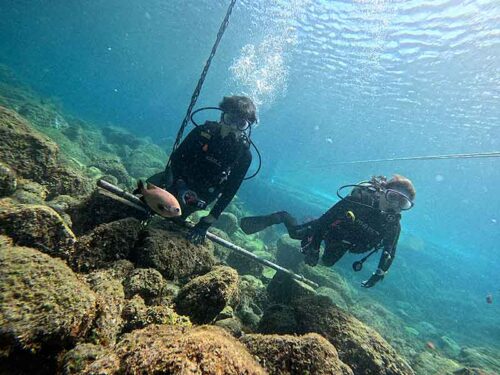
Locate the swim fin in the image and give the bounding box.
[240,213,285,234]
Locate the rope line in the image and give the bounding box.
[303,151,500,169]
[166,0,237,168]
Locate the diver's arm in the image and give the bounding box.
[377,221,401,272]
[209,150,252,219]
[361,220,400,288]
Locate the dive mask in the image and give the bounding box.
[223,112,252,131]
[385,189,414,210]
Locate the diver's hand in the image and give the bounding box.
[301,235,320,267]
[361,269,385,288]
[187,215,214,245]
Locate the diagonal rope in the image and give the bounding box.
[166,0,237,168]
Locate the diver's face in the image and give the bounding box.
[222,112,250,131]
[378,188,413,213]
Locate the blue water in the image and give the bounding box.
[1,0,499,354]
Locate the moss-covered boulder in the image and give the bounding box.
[123,267,171,305]
[214,212,239,234]
[258,304,299,335]
[0,106,93,198]
[235,275,268,331]
[0,162,16,197]
[242,333,354,375]
[60,343,120,375]
[267,271,316,305]
[136,228,215,282]
[90,157,132,187]
[0,246,97,355]
[276,234,303,270]
[71,217,142,272]
[292,295,414,375]
[226,250,265,277]
[121,295,190,332]
[174,266,239,324]
[85,270,126,346]
[111,325,266,374]
[0,202,76,259]
[458,347,500,374]
[411,351,461,375]
[0,105,59,183]
[68,190,146,236]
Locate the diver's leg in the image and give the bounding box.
[240,211,298,235]
[321,240,348,267]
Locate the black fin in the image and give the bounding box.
[133,179,144,195]
[240,214,284,235]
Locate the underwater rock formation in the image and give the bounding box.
[122,267,171,305]
[0,245,97,355]
[0,106,93,198]
[259,304,299,335]
[214,211,239,234]
[68,190,146,236]
[291,295,415,375]
[121,295,191,332]
[60,342,120,375]
[0,201,76,259]
[135,227,216,282]
[71,217,142,272]
[87,324,266,374]
[175,266,240,324]
[242,333,354,375]
[276,234,303,270]
[0,162,16,197]
[84,269,126,346]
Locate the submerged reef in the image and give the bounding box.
[0,65,499,375]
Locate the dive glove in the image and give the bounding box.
[361,269,385,288]
[187,215,214,245]
[300,234,321,267]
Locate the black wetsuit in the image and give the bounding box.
[154,121,252,219]
[281,189,401,270]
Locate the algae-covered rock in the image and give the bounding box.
[44,165,93,199]
[459,347,500,374]
[71,217,142,272]
[136,227,215,282]
[0,162,16,197]
[88,324,266,374]
[439,335,462,358]
[68,190,146,236]
[214,317,244,337]
[214,212,239,234]
[292,295,414,375]
[85,269,126,346]
[0,106,92,198]
[276,234,303,270]
[235,275,267,330]
[91,157,132,187]
[0,246,97,355]
[226,250,264,276]
[453,368,496,375]
[0,202,76,259]
[0,105,59,183]
[121,295,190,332]
[242,333,354,375]
[267,271,316,305]
[411,351,462,375]
[123,267,169,305]
[174,266,239,324]
[60,343,120,375]
[258,304,299,334]
[317,286,349,310]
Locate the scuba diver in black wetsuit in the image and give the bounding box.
[240,175,416,288]
[144,96,257,244]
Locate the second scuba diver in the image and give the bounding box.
[143,95,257,244]
[240,175,416,288]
